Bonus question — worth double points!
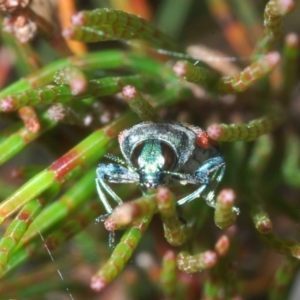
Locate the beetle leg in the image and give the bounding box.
[204,159,226,206]
[176,156,225,206]
[176,185,207,206]
[96,163,139,213]
[95,178,113,214]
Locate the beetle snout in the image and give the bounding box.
[144,181,159,188]
[139,173,161,189]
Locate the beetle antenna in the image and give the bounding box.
[105,153,126,165]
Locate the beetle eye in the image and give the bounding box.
[160,142,177,170]
[130,141,177,170]
[131,142,145,168]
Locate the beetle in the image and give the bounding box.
[96,122,225,214]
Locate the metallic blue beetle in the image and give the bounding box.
[96,122,225,214]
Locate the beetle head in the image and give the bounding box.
[131,139,177,188]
